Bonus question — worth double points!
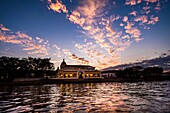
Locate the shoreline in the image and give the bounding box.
[0,76,170,86]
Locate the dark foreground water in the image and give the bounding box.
[0,81,170,113]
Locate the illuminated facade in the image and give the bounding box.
[57,59,101,79]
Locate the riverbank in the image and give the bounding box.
[0,76,170,86]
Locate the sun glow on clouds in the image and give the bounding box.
[47,0,164,69]
[0,0,166,69]
[0,24,49,56]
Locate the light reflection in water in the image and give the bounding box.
[0,81,170,112]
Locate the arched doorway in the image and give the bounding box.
[78,71,84,79]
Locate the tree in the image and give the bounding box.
[143,67,163,77]
[0,56,55,80]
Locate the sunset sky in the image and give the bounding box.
[0,0,170,69]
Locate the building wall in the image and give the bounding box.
[57,70,101,79]
[62,67,95,71]
[101,73,116,78]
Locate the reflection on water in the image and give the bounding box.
[0,81,170,112]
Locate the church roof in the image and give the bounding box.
[60,59,95,68]
[64,65,94,68]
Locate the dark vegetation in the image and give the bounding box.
[0,56,56,81]
[115,66,164,78]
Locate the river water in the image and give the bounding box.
[0,81,170,113]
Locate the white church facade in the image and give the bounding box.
[56,59,101,79]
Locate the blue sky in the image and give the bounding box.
[0,0,170,69]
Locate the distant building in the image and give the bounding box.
[56,59,101,79]
[101,70,118,78]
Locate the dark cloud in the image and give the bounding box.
[103,55,170,71]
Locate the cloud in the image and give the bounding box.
[124,22,133,30]
[0,24,49,56]
[125,0,142,6]
[104,55,170,72]
[0,24,10,31]
[125,27,141,38]
[77,0,106,24]
[0,0,165,69]
[109,32,131,52]
[48,0,67,13]
[134,15,148,23]
[130,11,137,16]
[147,16,159,24]
[143,6,150,11]
[82,25,92,31]
[36,36,44,43]
[47,0,146,68]
[62,49,72,56]
[53,44,61,51]
[0,33,23,44]
[145,0,157,3]
[74,41,102,59]
[123,16,128,22]
[71,54,89,64]
[106,25,116,35]
[122,35,130,39]
[16,32,32,41]
[125,0,137,6]
[155,2,161,11]
[68,11,85,26]
[45,0,165,69]
[61,48,89,64]
[96,55,121,69]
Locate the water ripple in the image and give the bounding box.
[0,81,170,112]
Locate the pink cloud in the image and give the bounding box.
[68,11,85,26]
[71,54,89,64]
[46,0,164,69]
[125,0,142,6]
[155,2,160,11]
[0,24,10,31]
[125,27,141,38]
[134,15,148,23]
[120,23,124,27]
[0,24,49,56]
[82,25,92,30]
[77,0,106,24]
[96,55,121,69]
[147,16,159,24]
[74,42,102,59]
[0,33,6,41]
[48,0,67,13]
[125,0,137,6]
[143,6,150,11]
[137,0,142,3]
[130,11,137,16]
[53,44,61,51]
[6,39,22,44]
[61,47,90,64]
[122,35,130,39]
[106,25,116,34]
[123,16,128,22]
[16,32,32,40]
[36,36,44,43]
[124,22,133,30]
[47,0,124,67]
[145,0,157,3]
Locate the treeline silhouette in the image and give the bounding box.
[116,66,163,78]
[0,56,55,81]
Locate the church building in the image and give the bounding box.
[56,59,101,79]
